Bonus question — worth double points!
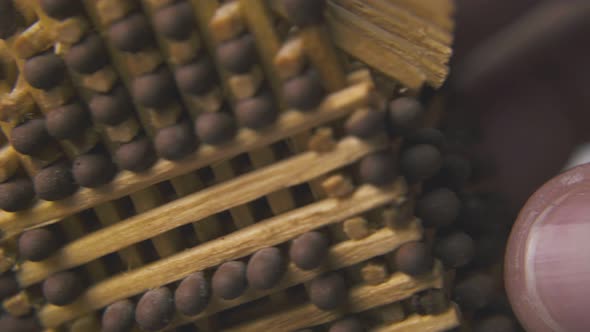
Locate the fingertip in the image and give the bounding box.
[505,163,590,332]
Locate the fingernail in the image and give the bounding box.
[506,164,590,332]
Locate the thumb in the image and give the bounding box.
[505,163,590,332]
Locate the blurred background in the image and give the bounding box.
[447,2,590,330]
[450,0,590,209]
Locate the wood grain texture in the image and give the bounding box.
[0,81,370,240]
[18,136,385,287]
[266,0,453,89]
[372,304,461,332]
[38,184,403,327]
[168,223,422,329]
[224,263,444,331]
[326,0,452,89]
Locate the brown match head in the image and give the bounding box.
[329,318,364,332]
[400,144,442,183]
[114,136,158,172]
[131,67,177,109]
[406,128,446,151]
[235,93,278,129]
[345,109,386,139]
[73,153,117,188]
[18,228,58,262]
[10,119,51,156]
[109,13,153,53]
[154,1,195,41]
[135,288,174,331]
[282,0,326,27]
[102,300,135,332]
[452,273,495,310]
[23,52,66,90]
[40,0,81,20]
[359,152,396,186]
[42,271,84,306]
[430,154,472,190]
[308,272,347,310]
[410,289,449,315]
[212,261,247,300]
[0,177,35,212]
[155,121,197,161]
[175,58,216,96]
[394,241,434,276]
[194,112,237,145]
[289,231,329,270]
[246,247,286,290]
[216,34,258,74]
[46,103,90,140]
[65,34,109,74]
[34,162,79,201]
[388,97,424,133]
[89,85,133,125]
[0,274,19,301]
[416,188,461,227]
[282,69,325,111]
[0,314,41,332]
[0,0,19,39]
[434,231,475,268]
[174,272,210,316]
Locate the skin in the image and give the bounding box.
[453,1,590,331]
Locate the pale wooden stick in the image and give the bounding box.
[238,0,283,103]
[0,247,15,274]
[266,0,348,92]
[93,203,146,270]
[334,0,453,48]
[387,0,454,32]
[371,304,461,332]
[248,148,297,214]
[0,146,19,182]
[210,162,256,229]
[209,1,245,42]
[0,81,371,239]
[168,223,422,329]
[11,22,54,59]
[327,1,449,88]
[60,217,108,283]
[247,147,297,305]
[130,188,184,258]
[169,173,225,242]
[299,26,347,92]
[38,184,403,328]
[223,263,444,331]
[17,137,385,286]
[60,217,109,332]
[275,37,307,80]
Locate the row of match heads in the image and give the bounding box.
[0,0,351,214]
[1,0,328,40]
[0,96,433,213]
[2,228,450,331]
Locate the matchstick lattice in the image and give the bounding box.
[0,0,457,331]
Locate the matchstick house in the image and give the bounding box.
[0,1,460,331]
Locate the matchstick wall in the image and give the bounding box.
[0,1,458,331]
